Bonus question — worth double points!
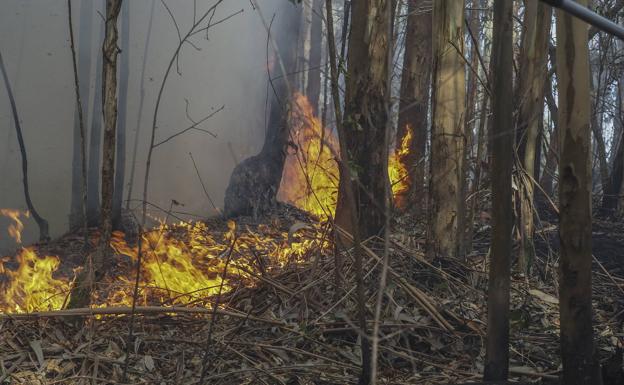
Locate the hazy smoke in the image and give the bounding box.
[0,0,291,251]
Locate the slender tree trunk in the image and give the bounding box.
[540,74,560,197]
[113,0,130,229]
[592,71,613,210]
[67,0,89,253]
[69,0,93,231]
[427,0,465,260]
[333,0,391,239]
[515,1,551,274]
[325,2,374,383]
[0,50,50,242]
[87,9,105,226]
[459,1,480,257]
[484,0,513,380]
[306,0,323,115]
[555,3,602,383]
[126,0,156,210]
[99,0,122,257]
[396,0,431,211]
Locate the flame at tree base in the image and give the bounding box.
[278,93,414,216]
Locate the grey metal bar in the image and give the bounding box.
[542,0,624,40]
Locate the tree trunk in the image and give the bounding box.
[540,73,559,198]
[126,0,156,210]
[459,1,481,257]
[427,0,465,260]
[69,0,93,231]
[223,4,302,218]
[515,1,551,274]
[484,0,513,380]
[555,3,602,383]
[99,0,122,256]
[306,0,323,115]
[396,0,431,211]
[87,8,105,227]
[113,0,130,229]
[0,50,50,242]
[333,0,391,240]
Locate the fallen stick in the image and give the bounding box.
[0,306,284,326]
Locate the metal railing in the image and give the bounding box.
[542,0,624,40]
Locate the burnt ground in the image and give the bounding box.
[0,205,623,384]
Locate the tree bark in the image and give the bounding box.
[113,0,130,229]
[515,1,551,274]
[126,0,155,210]
[306,0,323,115]
[540,73,559,198]
[396,0,431,211]
[99,0,122,255]
[427,0,465,260]
[325,1,373,383]
[87,6,105,227]
[555,3,602,383]
[484,0,513,380]
[0,50,50,242]
[333,0,391,240]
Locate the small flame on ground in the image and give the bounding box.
[0,210,328,313]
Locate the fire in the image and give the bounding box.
[0,208,28,244]
[388,125,413,209]
[0,210,328,313]
[279,94,414,214]
[278,93,340,220]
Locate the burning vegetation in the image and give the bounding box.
[0,209,329,314]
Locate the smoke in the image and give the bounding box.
[0,0,290,252]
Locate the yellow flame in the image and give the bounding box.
[0,209,28,244]
[388,125,413,209]
[278,93,340,220]
[0,209,327,313]
[0,248,69,313]
[279,94,414,214]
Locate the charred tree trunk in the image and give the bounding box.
[427,0,465,260]
[112,0,130,229]
[0,50,50,242]
[223,4,302,218]
[515,1,551,274]
[396,0,431,211]
[484,0,513,380]
[306,0,323,115]
[555,3,602,384]
[69,0,93,231]
[87,10,105,227]
[333,0,391,240]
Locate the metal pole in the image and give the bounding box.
[542,0,624,40]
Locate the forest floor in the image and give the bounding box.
[0,207,623,385]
